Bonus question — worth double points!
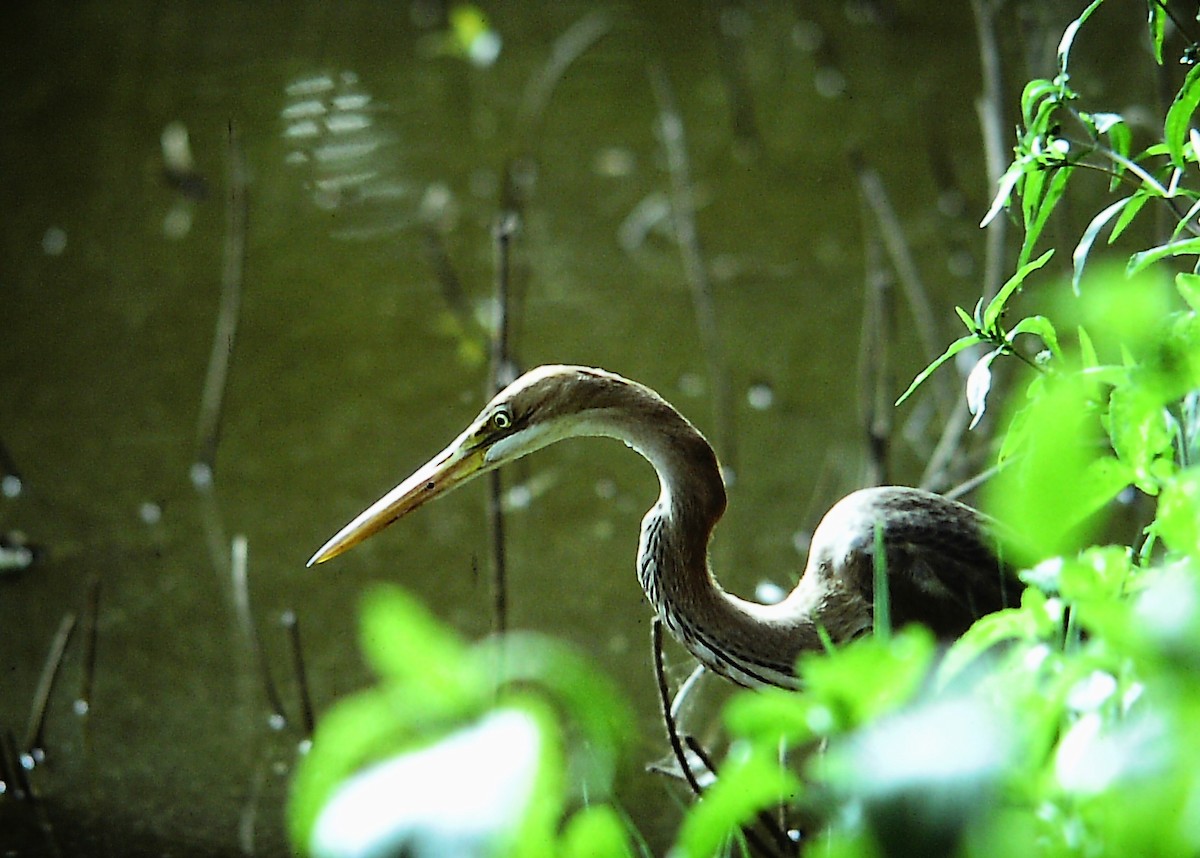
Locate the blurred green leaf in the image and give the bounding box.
[472,632,635,791]
[986,375,1109,565]
[510,700,567,858]
[937,603,1049,688]
[673,744,802,858]
[1177,273,1200,312]
[1090,112,1132,189]
[1108,383,1175,494]
[1059,546,1135,603]
[1151,467,1200,554]
[799,627,935,730]
[289,684,452,851]
[360,584,482,704]
[1020,78,1061,128]
[560,806,635,858]
[724,686,821,746]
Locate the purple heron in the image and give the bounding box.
[309,365,1020,689]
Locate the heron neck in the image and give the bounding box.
[607,398,823,688]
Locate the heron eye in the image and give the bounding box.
[491,408,513,431]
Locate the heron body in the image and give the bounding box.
[309,365,1021,690]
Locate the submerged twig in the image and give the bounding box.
[857,216,893,488]
[919,400,975,492]
[0,436,24,497]
[944,459,1005,502]
[649,64,737,471]
[192,119,248,488]
[24,612,77,756]
[851,155,944,406]
[75,575,101,716]
[652,619,704,796]
[281,610,315,738]
[2,727,30,799]
[239,754,268,856]
[971,0,1009,307]
[230,536,286,725]
[487,213,520,637]
[519,11,612,134]
[710,8,760,152]
[422,225,487,354]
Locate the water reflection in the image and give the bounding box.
[281,71,419,241]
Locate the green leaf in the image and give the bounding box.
[1147,0,1166,64]
[1165,63,1200,168]
[1020,166,1074,268]
[1057,0,1107,76]
[1152,467,1200,554]
[1058,545,1135,603]
[1177,273,1200,311]
[936,602,1052,688]
[1108,383,1175,494]
[360,584,481,705]
[966,348,1003,430]
[798,628,935,729]
[1073,198,1131,294]
[673,744,803,858]
[985,375,1109,566]
[1170,195,1200,243]
[1021,79,1061,128]
[895,333,981,406]
[1007,314,1061,359]
[471,632,634,790]
[1089,112,1132,189]
[1127,236,1200,276]
[1109,188,1152,243]
[725,687,833,746]
[1019,167,1047,244]
[984,249,1055,332]
[980,158,1028,228]
[560,806,635,858]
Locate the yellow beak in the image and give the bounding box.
[307,440,489,567]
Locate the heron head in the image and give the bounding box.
[307,365,630,566]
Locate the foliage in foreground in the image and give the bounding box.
[290,2,1200,856]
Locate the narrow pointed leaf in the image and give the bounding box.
[1165,63,1200,168]
[1020,166,1074,268]
[981,159,1026,228]
[1127,236,1200,275]
[1147,0,1166,64]
[895,334,981,406]
[966,348,1003,430]
[1073,198,1130,294]
[1057,0,1105,74]
[984,249,1055,332]
[1109,188,1152,243]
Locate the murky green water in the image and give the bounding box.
[1,1,1060,853]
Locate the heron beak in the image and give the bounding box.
[307,438,489,567]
